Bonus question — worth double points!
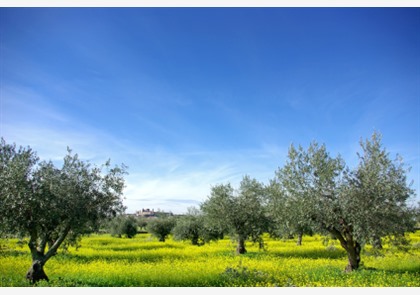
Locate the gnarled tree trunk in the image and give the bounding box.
[328,223,361,272]
[26,260,49,284]
[191,235,199,246]
[26,224,71,284]
[296,232,303,246]
[236,236,247,254]
[344,241,361,272]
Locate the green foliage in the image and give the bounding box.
[107,215,138,238]
[270,140,345,239]
[201,175,270,253]
[172,209,203,245]
[266,177,313,244]
[172,207,223,245]
[0,138,128,266]
[221,263,278,286]
[146,217,177,242]
[341,132,416,243]
[136,217,149,231]
[0,138,39,236]
[267,131,416,271]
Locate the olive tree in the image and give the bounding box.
[172,207,202,245]
[0,139,127,283]
[108,215,138,238]
[340,132,416,252]
[273,141,354,271]
[271,132,416,272]
[266,178,314,246]
[146,216,176,242]
[200,175,270,254]
[137,217,149,232]
[172,206,223,246]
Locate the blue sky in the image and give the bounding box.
[1,6,419,214]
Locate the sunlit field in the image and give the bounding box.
[1,232,419,287]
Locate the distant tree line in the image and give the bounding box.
[1,131,419,284]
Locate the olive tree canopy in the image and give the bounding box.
[270,132,416,271]
[340,132,417,249]
[146,216,177,242]
[266,178,314,246]
[200,175,270,254]
[0,138,127,283]
[172,206,224,246]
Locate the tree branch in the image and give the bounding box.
[27,227,42,260]
[327,226,348,251]
[38,232,49,255]
[44,224,71,261]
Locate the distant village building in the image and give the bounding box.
[136,208,156,218]
[133,208,175,218]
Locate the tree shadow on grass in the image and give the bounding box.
[53,252,176,263]
[105,243,185,252]
[359,264,420,275]
[264,248,347,260]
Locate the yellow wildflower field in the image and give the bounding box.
[1,232,419,287]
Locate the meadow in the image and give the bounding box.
[1,232,419,287]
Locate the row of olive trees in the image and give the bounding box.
[145,207,225,244]
[104,213,178,241]
[104,209,223,244]
[172,132,418,273]
[1,131,418,283]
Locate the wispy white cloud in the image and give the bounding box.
[123,172,213,214]
[1,84,290,215]
[1,84,68,125]
[122,147,283,214]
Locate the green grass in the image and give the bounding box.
[1,232,419,287]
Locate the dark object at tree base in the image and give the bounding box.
[26,260,49,284]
